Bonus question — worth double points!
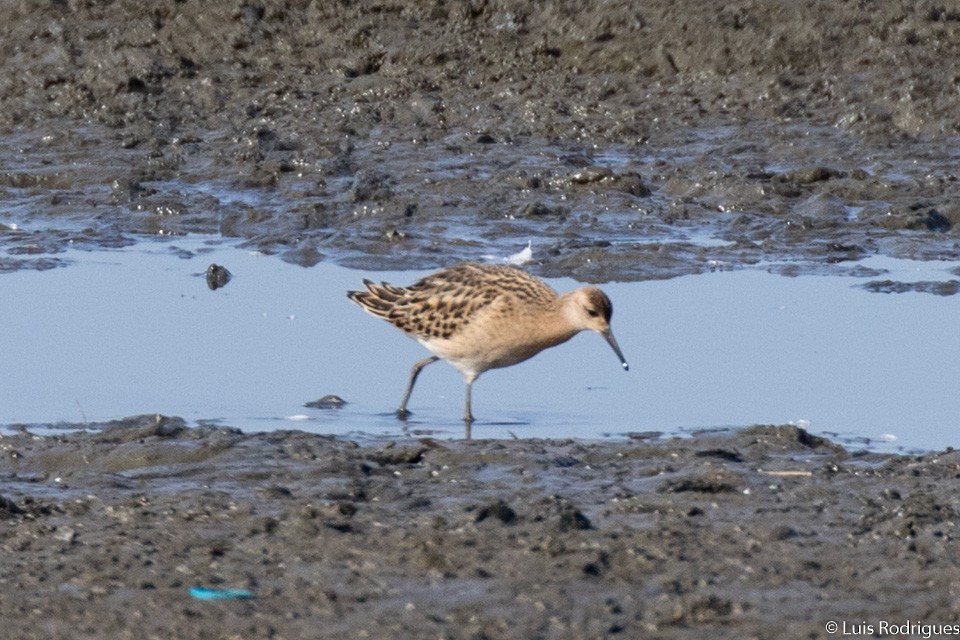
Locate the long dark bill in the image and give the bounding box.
[602,329,629,371]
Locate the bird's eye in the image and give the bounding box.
[586,308,599,318]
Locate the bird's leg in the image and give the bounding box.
[397,356,440,419]
[463,379,475,425]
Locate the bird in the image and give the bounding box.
[347,261,629,425]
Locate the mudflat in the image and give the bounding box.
[1,1,959,279]
[2,1,959,638]
[3,417,959,639]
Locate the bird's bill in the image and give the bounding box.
[602,329,629,371]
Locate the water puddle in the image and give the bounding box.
[0,236,957,451]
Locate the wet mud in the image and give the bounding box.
[3,418,960,639]
[1,0,959,283]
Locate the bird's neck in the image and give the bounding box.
[535,299,582,347]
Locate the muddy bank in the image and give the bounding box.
[1,1,960,281]
[1,417,959,638]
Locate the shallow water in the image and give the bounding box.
[1,236,957,452]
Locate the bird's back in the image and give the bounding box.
[347,262,558,342]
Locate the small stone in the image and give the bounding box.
[305,395,347,409]
[205,264,231,290]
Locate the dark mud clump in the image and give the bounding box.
[860,279,960,296]
[2,419,959,638]
[0,1,959,279]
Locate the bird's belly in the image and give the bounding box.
[418,330,574,378]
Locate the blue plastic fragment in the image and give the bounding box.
[188,586,255,600]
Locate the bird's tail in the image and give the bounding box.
[346,279,407,319]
